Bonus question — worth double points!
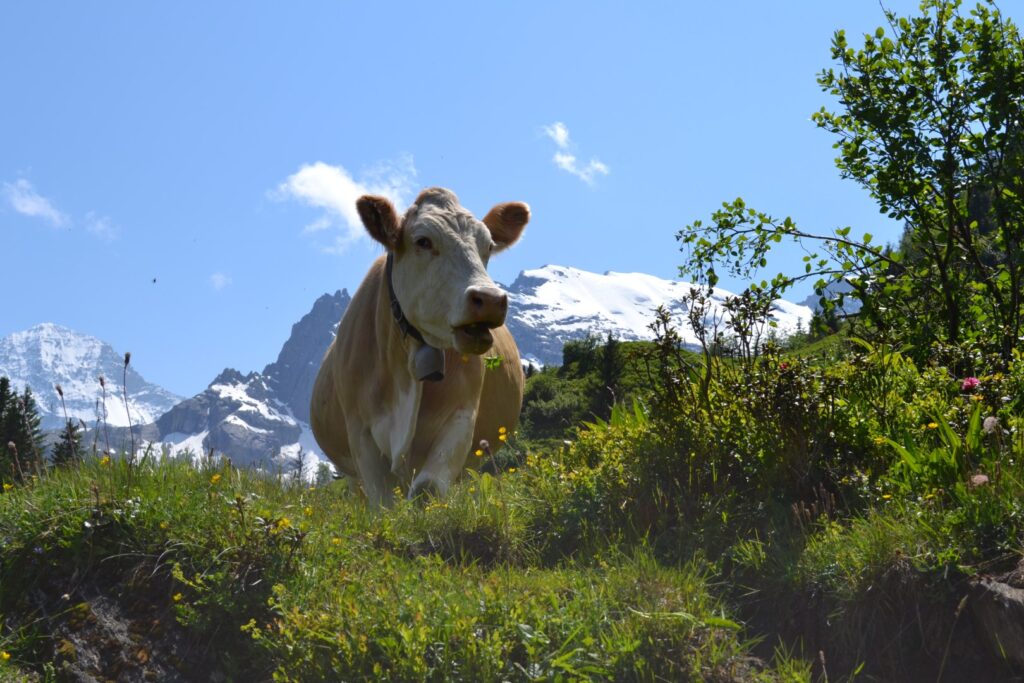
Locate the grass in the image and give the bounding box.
[0,456,809,681]
[2,338,1022,680]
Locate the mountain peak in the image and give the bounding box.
[0,324,182,430]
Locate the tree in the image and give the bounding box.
[1,386,44,480]
[594,333,624,421]
[678,0,1024,369]
[52,419,83,467]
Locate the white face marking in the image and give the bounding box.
[391,199,500,349]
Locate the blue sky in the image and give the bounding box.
[2,1,1000,397]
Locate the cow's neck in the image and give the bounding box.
[385,252,445,382]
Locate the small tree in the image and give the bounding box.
[1,387,44,479]
[679,0,1024,370]
[52,419,83,467]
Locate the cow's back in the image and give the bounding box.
[309,259,389,478]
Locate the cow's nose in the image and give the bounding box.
[466,286,508,325]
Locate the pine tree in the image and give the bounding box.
[0,377,11,481]
[52,419,82,467]
[3,387,45,479]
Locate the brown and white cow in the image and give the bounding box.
[310,187,529,505]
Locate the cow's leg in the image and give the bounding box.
[350,428,394,507]
[408,407,476,499]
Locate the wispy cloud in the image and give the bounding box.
[85,212,117,241]
[275,155,417,253]
[3,179,68,227]
[542,122,609,186]
[209,272,232,291]
[544,122,571,149]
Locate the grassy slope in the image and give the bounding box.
[0,457,806,682]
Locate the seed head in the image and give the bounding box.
[98,375,106,388]
[983,416,1000,434]
[124,352,131,367]
[6,441,15,455]
[55,384,63,398]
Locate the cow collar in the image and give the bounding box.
[385,252,445,382]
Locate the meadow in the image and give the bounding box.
[4,1,1024,679]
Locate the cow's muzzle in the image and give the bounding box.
[453,286,507,355]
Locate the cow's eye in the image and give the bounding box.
[415,237,433,251]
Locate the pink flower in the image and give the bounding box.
[961,376,980,392]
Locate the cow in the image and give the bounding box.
[310,187,529,505]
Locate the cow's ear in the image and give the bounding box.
[482,202,529,252]
[356,195,401,249]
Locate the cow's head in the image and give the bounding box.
[356,187,529,355]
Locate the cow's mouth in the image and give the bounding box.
[453,323,495,355]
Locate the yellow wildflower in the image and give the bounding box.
[210,473,222,485]
[277,517,292,530]
[172,593,183,602]
[100,456,110,466]
[872,436,886,445]
[0,651,9,661]
[927,422,939,430]
[159,521,169,530]
[881,494,892,500]
[332,537,341,546]
[474,449,484,457]
[303,506,313,517]
[508,467,517,473]
[970,394,983,402]
[2,483,12,492]
[498,426,507,435]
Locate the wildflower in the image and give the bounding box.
[159,521,169,530]
[881,494,892,500]
[872,436,886,445]
[100,456,110,466]
[303,506,313,517]
[210,473,222,485]
[277,517,292,530]
[508,467,517,473]
[961,376,980,392]
[498,426,508,443]
[970,394,983,402]
[0,651,9,661]
[983,416,1000,434]
[332,537,341,546]
[927,422,939,430]
[2,483,12,492]
[172,593,183,602]
[474,448,484,457]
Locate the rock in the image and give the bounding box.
[969,578,1024,668]
[263,290,350,423]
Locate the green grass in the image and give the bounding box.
[0,456,808,682]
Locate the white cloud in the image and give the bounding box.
[3,179,68,227]
[543,122,609,185]
[85,212,117,241]
[210,272,232,291]
[544,122,571,149]
[275,155,417,252]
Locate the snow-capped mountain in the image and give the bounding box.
[505,265,813,367]
[128,290,350,472]
[1,266,811,469]
[0,323,182,431]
